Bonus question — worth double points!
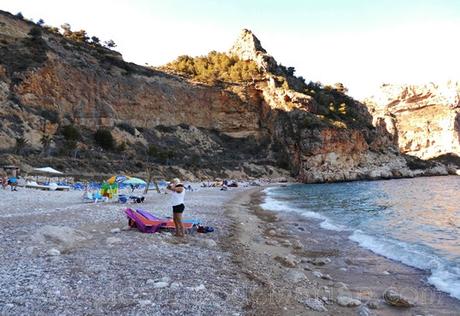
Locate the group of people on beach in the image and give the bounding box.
[0,175,18,191]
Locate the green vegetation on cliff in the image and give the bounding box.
[164,51,261,83]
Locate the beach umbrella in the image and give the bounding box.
[121,177,147,185]
[107,175,129,184]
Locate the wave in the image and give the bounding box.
[350,230,460,300]
[261,190,345,231]
[261,187,460,300]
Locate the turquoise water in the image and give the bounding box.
[261,176,460,300]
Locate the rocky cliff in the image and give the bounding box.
[0,11,449,181]
[365,83,460,163]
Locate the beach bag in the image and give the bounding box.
[197,226,214,233]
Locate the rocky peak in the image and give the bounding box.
[229,29,267,59]
[229,29,277,72]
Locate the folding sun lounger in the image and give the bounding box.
[124,208,167,233]
[135,209,198,231]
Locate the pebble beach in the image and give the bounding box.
[0,185,459,315]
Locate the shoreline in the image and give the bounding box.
[0,184,459,315]
[222,185,460,315]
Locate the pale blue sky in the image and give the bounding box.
[1,0,460,98]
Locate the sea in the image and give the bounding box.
[261,176,460,300]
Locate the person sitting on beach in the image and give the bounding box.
[167,178,186,237]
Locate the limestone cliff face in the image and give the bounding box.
[13,60,262,133]
[229,30,417,182]
[365,83,460,160]
[0,10,449,181]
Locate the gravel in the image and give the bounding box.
[0,186,250,315]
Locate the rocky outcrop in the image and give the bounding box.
[0,10,450,181]
[365,83,460,160]
[229,29,277,72]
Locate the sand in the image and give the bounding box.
[0,184,459,315]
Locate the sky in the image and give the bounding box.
[1,0,460,99]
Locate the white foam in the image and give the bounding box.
[429,267,460,300]
[260,195,296,212]
[261,194,344,231]
[319,219,344,231]
[350,230,460,300]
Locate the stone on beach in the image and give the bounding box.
[138,299,152,307]
[303,298,328,312]
[110,228,121,233]
[274,255,298,268]
[281,240,292,247]
[265,239,278,246]
[308,257,331,266]
[358,305,373,316]
[366,299,382,309]
[291,239,304,249]
[321,273,332,280]
[46,248,61,256]
[170,282,182,289]
[153,281,169,289]
[285,270,308,283]
[267,229,277,236]
[383,289,414,307]
[312,271,323,278]
[188,284,206,291]
[336,295,362,307]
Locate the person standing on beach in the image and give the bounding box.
[167,178,185,237]
[0,174,7,189]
